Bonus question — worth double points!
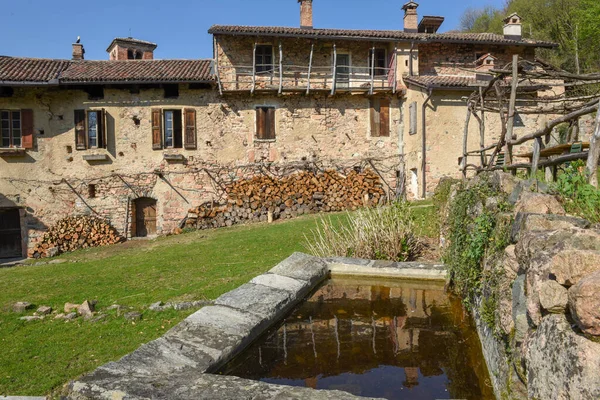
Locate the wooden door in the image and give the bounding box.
[0,209,22,258]
[133,198,157,237]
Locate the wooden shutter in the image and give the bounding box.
[380,99,390,137]
[74,109,87,150]
[101,109,108,149]
[184,108,197,149]
[151,109,162,150]
[21,109,34,149]
[370,99,380,137]
[266,108,276,139]
[256,108,266,139]
[409,102,418,135]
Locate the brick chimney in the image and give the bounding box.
[299,0,313,29]
[106,38,158,60]
[402,1,419,33]
[503,13,523,40]
[72,40,85,61]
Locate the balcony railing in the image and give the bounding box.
[215,45,399,95]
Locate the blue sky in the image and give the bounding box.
[1,0,504,60]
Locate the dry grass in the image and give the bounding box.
[304,202,423,261]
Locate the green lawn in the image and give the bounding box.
[0,205,437,396]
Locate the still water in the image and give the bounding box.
[221,277,495,400]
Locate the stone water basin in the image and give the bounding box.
[220,277,494,400]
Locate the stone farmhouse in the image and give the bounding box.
[0,1,556,258]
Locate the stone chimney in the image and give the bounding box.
[402,1,419,33]
[503,13,523,40]
[299,0,313,29]
[72,42,85,61]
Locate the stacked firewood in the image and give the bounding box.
[186,169,385,229]
[31,216,124,258]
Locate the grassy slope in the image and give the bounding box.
[0,205,436,396]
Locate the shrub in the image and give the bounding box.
[552,160,600,223]
[305,202,423,262]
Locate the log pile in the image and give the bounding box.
[185,169,385,230]
[31,216,125,258]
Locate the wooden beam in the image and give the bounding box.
[306,43,314,95]
[530,137,542,179]
[278,41,283,95]
[586,99,600,187]
[393,45,398,94]
[213,36,223,96]
[331,44,337,96]
[370,46,375,96]
[462,107,472,178]
[479,87,486,167]
[504,54,519,166]
[251,42,257,94]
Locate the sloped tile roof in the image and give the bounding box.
[0,56,70,83]
[60,59,214,83]
[404,75,481,89]
[106,37,158,52]
[208,25,557,48]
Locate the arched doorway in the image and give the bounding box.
[131,198,157,238]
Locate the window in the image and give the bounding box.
[370,98,390,137]
[369,49,387,76]
[255,45,274,74]
[164,84,179,99]
[127,50,143,60]
[409,102,418,135]
[256,107,276,140]
[88,184,96,199]
[151,108,196,150]
[74,109,106,150]
[1,109,33,149]
[1,111,21,148]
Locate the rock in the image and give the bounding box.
[512,275,528,343]
[64,312,78,320]
[539,280,568,314]
[20,315,43,322]
[46,247,59,258]
[54,313,66,320]
[78,300,95,318]
[526,314,600,399]
[508,178,549,205]
[106,304,125,311]
[503,245,519,278]
[124,312,142,321]
[172,301,210,311]
[149,301,165,311]
[64,302,79,313]
[48,259,67,264]
[550,250,600,287]
[514,191,565,216]
[90,314,108,323]
[511,213,590,243]
[268,252,328,286]
[13,302,34,313]
[36,306,52,315]
[569,271,600,336]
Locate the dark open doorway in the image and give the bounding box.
[131,198,157,238]
[0,208,22,258]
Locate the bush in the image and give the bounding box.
[305,202,423,262]
[553,161,600,223]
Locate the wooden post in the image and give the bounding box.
[370,46,375,96]
[462,107,472,178]
[479,87,486,167]
[213,36,223,96]
[278,41,283,94]
[586,100,600,187]
[393,45,398,94]
[504,54,519,166]
[530,137,542,179]
[306,43,314,95]
[331,44,337,96]
[251,42,257,94]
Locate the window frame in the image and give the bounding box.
[369,48,388,77]
[0,109,22,148]
[162,109,183,149]
[74,109,107,150]
[255,45,274,75]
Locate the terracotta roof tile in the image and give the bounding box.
[0,56,70,83]
[208,25,557,48]
[404,75,482,89]
[60,59,214,83]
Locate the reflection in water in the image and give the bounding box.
[220,278,495,400]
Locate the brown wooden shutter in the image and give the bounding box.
[184,108,197,149]
[74,109,87,150]
[21,109,34,149]
[379,99,390,137]
[256,108,266,139]
[151,109,162,150]
[101,109,108,149]
[266,108,276,139]
[370,99,380,137]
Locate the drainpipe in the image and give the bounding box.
[421,88,433,199]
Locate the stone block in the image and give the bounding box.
[250,273,310,294]
[550,250,600,287]
[269,252,329,285]
[511,213,590,243]
[514,191,565,216]
[214,283,293,319]
[12,302,33,313]
[185,305,264,337]
[539,280,568,314]
[569,271,600,336]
